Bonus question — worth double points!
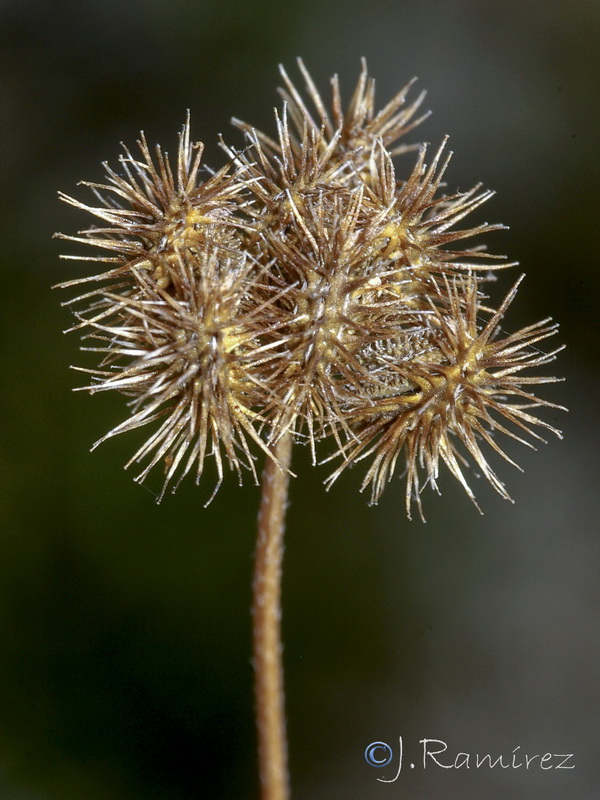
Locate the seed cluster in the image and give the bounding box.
[57,59,563,517]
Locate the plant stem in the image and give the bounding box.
[253,431,293,800]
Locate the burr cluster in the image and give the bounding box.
[58,59,563,517]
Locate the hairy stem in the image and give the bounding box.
[253,431,293,800]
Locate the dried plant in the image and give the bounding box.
[56,59,564,800]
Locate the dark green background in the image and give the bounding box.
[1,1,598,798]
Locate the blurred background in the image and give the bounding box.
[1,0,598,798]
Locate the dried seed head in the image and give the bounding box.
[326,275,564,519]
[231,58,428,188]
[57,62,564,515]
[69,248,275,501]
[57,119,274,501]
[56,115,248,292]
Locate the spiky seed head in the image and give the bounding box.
[56,115,248,292]
[57,119,276,501]
[233,58,429,180]
[69,247,276,501]
[326,275,564,519]
[57,62,564,514]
